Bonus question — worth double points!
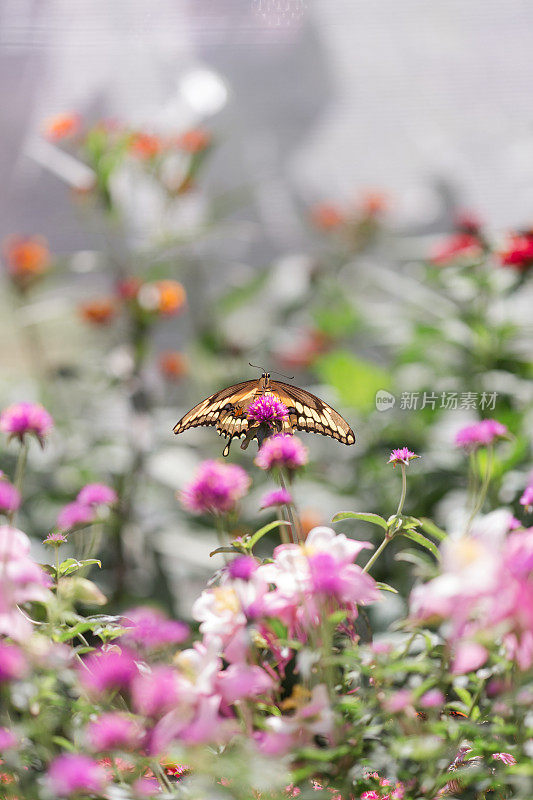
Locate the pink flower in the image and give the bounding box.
[455,419,508,449]
[56,501,95,530]
[0,526,51,639]
[47,753,107,797]
[0,479,21,514]
[0,642,27,682]
[121,607,189,650]
[228,555,258,581]
[255,434,308,472]
[430,232,483,265]
[499,232,533,271]
[308,551,378,605]
[180,460,250,515]
[217,663,273,704]
[248,395,289,424]
[80,648,138,694]
[387,447,419,467]
[520,483,533,512]
[0,727,17,750]
[132,666,180,717]
[0,401,53,445]
[451,641,488,674]
[133,777,161,797]
[43,531,68,546]
[384,689,413,712]
[77,483,117,506]
[419,688,445,708]
[260,488,292,509]
[87,712,142,751]
[492,752,517,765]
[361,792,381,800]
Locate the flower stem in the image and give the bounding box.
[362,535,390,574]
[395,463,407,517]
[465,444,493,533]
[8,439,29,526]
[363,464,407,574]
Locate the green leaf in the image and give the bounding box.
[314,350,391,411]
[401,515,422,530]
[332,511,388,530]
[401,530,441,560]
[57,620,96,643]
[59,558,83,576]
[420,517,448,541]
[375,581,398,594]
[209,546,243,557]
[454,686,473,707]
[249,520,291,549]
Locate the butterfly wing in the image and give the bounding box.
[271,380,356,445]
[173,380,259,455]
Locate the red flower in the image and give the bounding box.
[430,233,483,265]
[499,232,533,271]
[43,112,81,141]
[3,235,51,287]
[129,132,163,160]
[175,128,212,153]
[311,203,345,231]
[79,297,117,325]
[158,351,188,380]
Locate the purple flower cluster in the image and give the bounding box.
[121,606,189,650]
[455,418,508,449]
[255,434,308,472]
[0,401,53,445]
[387,447,419,467]
[180,460,250,515]
[56,482,117,531]
[247,394,289,424]
[0,474,21,514]
[260,487,292,509]
[47,753,107,797]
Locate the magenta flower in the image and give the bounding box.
[56,501,95,531]
[77,482,117,506]
[387,447,419,467]
[121,606,189,650]
[492,752,517,765]
[80,647,138,694]
[43,531,68,547]
[0,401,53,445]
[133,777,161,797]
[260,488,292,509]
[87,712,142,751]
[180,460,250,515]
[520,483,533,512]
[0,642,27,682]
[0,479,21,514]
[451,641,488,675]
[228,555,258,581]
[217,663,273,704]
[455,418,508,449]
[248,395,289,424]
[384,689,413,713]
[47,753,107,797]
[132,666,180,717]
[255,434,308,472]
[419,688,445,708]
[0,727,17,750]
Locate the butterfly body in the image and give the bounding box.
[173,372,355,456]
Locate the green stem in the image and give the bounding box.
[363,464,407,574]
[396,463,407,517]
[465,444,493,533]
[362,535,391,574]
[278,470,302,543]
[8,439,29,526]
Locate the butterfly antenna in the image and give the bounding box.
[270,369,295,380]
[249,362,267,372]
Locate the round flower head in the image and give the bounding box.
[0,401,53,446]
[121,606,189,650]
[0,727,17,751]
[47,753,107,797]
[80,647,138,695]
[228,555,258,581]
[455,419,508,449]
[87,712,142,752]
[387,447,419,467]
[77,483,117,507]
[255,434,308,472]
[0,478,21,514]
[57,501,95,531]
[43,531,68,547]
[248,395,289,425]
[180,460,250,515]
[260,488,292,509]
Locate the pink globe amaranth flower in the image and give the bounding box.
[455,418,508,449]
[520,483,533,511]
[0,401,53,445]
[0,479,21,514]
[419,688,445,708]
[387,447,419,467]
[492,752,517,765]
[260,488,292,509]
[255,434,308,472]
[47,753,107,797]
[248,395,289,424]
[228,555,258,581]
[77,482,117,507]
[43,531,68,546]
[0,727,17,750]
[87,712,142,751]
[0,642,27,682]
[133,777,161,797]
[132,666,180,717]
[80,647,138,695]
[384,689,413,713]
[56,501,95,530]
[451,641,488,675]
[180,460,250,515]
[217,663,273,704]
[121,606,189,650]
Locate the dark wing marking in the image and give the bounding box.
[173,380,257,436]
[271,381,356,446]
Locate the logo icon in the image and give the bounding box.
[375,390,396,412]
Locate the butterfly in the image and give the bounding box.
[173,370,356,457]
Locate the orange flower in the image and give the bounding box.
[154,280,187,316]
[129,132,163,160]
[310,203,345,231]
[175,128,212,154]
[3,236,51,284]
[299,509,324,540]
[358,190,388,217]
[79,297,117,325]
[43,112,81,141]
[158,351,188,380]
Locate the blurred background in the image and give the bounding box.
[1,0,532,626]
